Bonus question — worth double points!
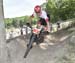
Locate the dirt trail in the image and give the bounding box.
[6,29,73,63]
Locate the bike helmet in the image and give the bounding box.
[34,5,41,13]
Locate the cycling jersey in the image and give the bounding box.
[32,10,49,26]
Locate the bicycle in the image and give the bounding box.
[24,23,49,58]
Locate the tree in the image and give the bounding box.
[0,0,9,63]
[12,18,20,28]
[5,18,13,28]
[19,20,23,27]
[46,0,75,23]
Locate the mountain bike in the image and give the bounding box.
[24,24,48,58]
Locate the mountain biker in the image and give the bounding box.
[30,5,50,32]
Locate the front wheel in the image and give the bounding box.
[24,34,36,58]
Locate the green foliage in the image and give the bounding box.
[46,0,75,23]
[4,18,13,28]
[12,18,18,28]
[4,16,30,28]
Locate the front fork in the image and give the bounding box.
[27,33,37,47]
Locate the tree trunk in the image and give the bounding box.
[0,0,9,63]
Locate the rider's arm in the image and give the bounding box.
[42,11,50,32]
[45,18,50,32]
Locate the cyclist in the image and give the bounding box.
[30,5,50,32]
